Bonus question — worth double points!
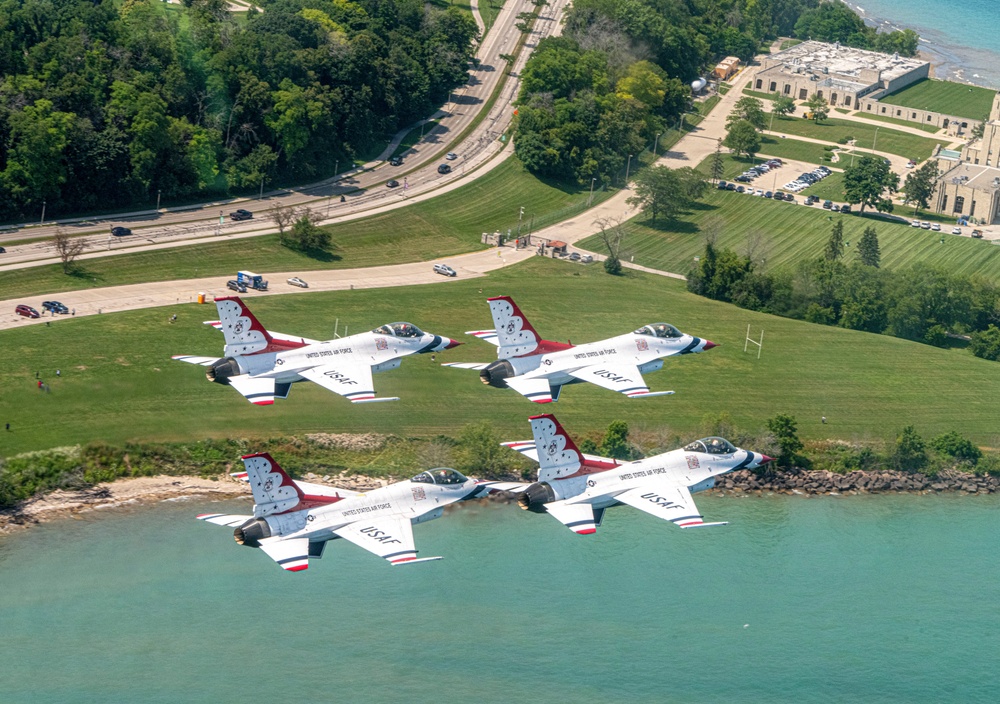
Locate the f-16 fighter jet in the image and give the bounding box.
[501,414,771,534]
[444,296,715,403]
[198,453,484,572]
[173,296,459,405]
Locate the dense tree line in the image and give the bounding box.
[687,222,1000,353]
[514,0,824,184]
[0,0,477,219]
[793,1,919,57]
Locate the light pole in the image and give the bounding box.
[334,160,339,179]
[588,177,596,206]
[259,177,264,200]
[625,154,633,187]
[517,206,524,236]
[156,189,161,210]
[654,132,662,158]
[40,200,46,225]
[872,126,880,155]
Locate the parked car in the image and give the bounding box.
[735,175,752,183]
[437,164,451,174]
[764,191,773,199]
[42,301,69,314]
[911,219,922,227]
[15,304,40,319]
[735,185,746,193]
[805,195,816,205]
[0,246,6,253]
[831,204,840,212]
[972,229,984,239]
[717,180,728,190]
[287,277,308,288]
[389,156,403,166]
[840,204,852,214]
[227,279,247,293]
[817,166,831,175]
[725,183,736,191]
[111,226,132,237]
[568,252,582,262]
[920,221,931,229]
[823,200,833,209]
[951,227,962,235]
[446,152,458,160]
[230,209,253,221]
[930,222,941,231]
[755,188,764,196]
[581,254,594,263]
[433,263,456,277]
[906,160,916,168]
[386,179,399,188]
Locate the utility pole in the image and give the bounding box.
[654,132,662,158]
[40,200,46,225]
[259,177,264,200]
[517,206,524,236]
[588,177,596,206]
[872,127,880,155]
[625,154,633,187]
[156,189,162,210]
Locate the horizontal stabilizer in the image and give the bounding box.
[197,513,253,527]
[473,480,530,496]
[172,355,220,367]
[466,330,500,346]
[442,362,490,371]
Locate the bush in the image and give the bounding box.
[891,425,927,472]
[930,431,981,464]
[604,256,622,275]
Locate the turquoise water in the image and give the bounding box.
[847,0,1000,86]
[1,495,998,703]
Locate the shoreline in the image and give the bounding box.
[2,467,996,536]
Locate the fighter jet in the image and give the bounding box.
[499,414,771,534]
[172,296,459,405]
[197,453,484,572]
[443,296,716,403]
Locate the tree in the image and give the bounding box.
[902,160,938,214]
[804,93,829,122]
[627,166,707,223]
[269,201,299,239]
[930,431,981,464]
[286,212,330,252]
[1,100,76,209]
[710,139,725,183]
[594,216,627,275]
[857,225,881,267]
[723,119,761,158]
[600,420,636,460]
[770,93,796,118]
[454,422,520,477]
[726,96,766,131]
[824,219,845,261]
[52,229,86,274]
[892,425,927,472]
[843,155,899,213]
[766,414,803,468]
[969,325,1000,361]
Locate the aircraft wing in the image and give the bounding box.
[544,500,602,535]
[467,330,500,346]
[505,376,554,403]
[614,484,726,528]
[258,536,312,572]
[567,363,674,399]
[332,515,442,565]
[442,362,491,370]
[297,363,398,404]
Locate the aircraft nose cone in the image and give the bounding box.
[445,338,462,349]
[760,455,774,464]
[702,340,718,350]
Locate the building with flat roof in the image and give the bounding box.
[752,40,929,109]
[933,93,1000,224]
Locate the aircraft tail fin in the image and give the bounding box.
[241,453,306,518]
[488,296,543,357]
[528,414,584,482]
[214,297,307,356]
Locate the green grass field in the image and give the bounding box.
[779,39,802,50]
[852,111,943,134]
[757,135,837,164]
[802,171,846,201]
[579,189,1000,283]
[3,257,1000,458]
[769,115,948,161]
[0,158,616,300]
[877,79,995,121]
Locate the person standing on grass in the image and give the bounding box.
[56,369,61,377]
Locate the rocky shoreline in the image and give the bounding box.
[2,467,996,536]
[715,468,999,495]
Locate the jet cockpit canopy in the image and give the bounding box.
[372,322,424,338]
[410,468,469,485]
[684,437,737,455]
[634,323,683,339]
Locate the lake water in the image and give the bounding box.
[846,0,1000,86]
[1,494,998,703]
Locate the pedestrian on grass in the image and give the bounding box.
[44,383,50,394]
[35,371,39,379]
[821,416,827,424]
[5,423,9,431]
[56,369,61,378]
[37,379,43,390]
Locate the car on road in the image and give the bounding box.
[804,195,816,205]
[840,204,851,214]
[831,204,840,212]
[717,180,728,190]
[823,200,833,209]
[972,229,984,239]
[911,219,921,227]
[920,221,931,229]
[437,164,451,174]
[931,222,941,231]
[433,263,457,277]
[42,301,69,314]
[764,191,773,199]
[951,227,962,235]
[287,277,308,288]
[446,152,458,160]
[111,226,132,237]
[0,246,5,253]
[568,252,582,262]
[581,254,594,263]
[906,160,916,168]
[227,279,247,293]
[386,179,400,188]
[15,304,40,319]
[725,183,736,191]
[755,188,764,196]
[735,175,752,183]
[735,185,745,193]
[389,156,403,166]
[230,209,253,221]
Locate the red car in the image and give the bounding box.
[15,304,40,318]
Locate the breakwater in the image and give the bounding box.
[718,468,998,494]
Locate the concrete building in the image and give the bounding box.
[933,93,1000,224]
[752,40,929,109]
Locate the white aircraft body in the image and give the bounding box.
[444,296,716,403]
[198,453,485,571]
[173,296,459,405]
[499,414,772,534]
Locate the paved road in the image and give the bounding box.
[0,0,568,267]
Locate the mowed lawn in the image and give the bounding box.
[0,157,612,299]
[579,190,1000,282]
[877,78,995,121]
[770,115,949,161]
[3,258,1000,456]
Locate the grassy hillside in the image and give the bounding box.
[3,258,999,457]
[769,115,948,161]
[877,79,995,121]
[578,189,1000,282]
